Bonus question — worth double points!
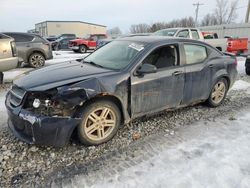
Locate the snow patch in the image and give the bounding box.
[237,57,246,75]
[231,80,250,91]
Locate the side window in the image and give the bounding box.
[177,30,189,38]
[7,34,34,42]
[142,45,178,70]
[98,35,106,40]
[191,30,200,40]
[91,36,98,41]
[184,44,207,65]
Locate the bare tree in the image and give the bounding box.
[226,0,238,23]
[214,0,238,24]
[130,23,151,33]
[201,14,219,26]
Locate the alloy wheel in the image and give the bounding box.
[30,54,45,68]
[83,107,116,141]
[211,81,226,104]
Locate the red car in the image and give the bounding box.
[69,34,107,53]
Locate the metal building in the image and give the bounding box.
[199,23,250,39]
[35,20,107,37]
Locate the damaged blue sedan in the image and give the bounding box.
[5,36,238,147]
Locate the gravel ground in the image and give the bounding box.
[0,75,250,187]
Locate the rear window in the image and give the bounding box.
[5,33,34,42]
[184,44,208,64]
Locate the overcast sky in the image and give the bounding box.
[0,0,249,33]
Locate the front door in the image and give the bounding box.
[130,44,185,118]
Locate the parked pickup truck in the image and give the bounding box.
[69,34,107,53]
[202,32,248,55]
[0,33,19,83]
[153,28,248,54]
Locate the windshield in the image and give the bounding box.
[153,29,178,36]
[84,41,145,70]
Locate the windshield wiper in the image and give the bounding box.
[83,60,105,68]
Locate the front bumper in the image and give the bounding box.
[69,46,79,50]
[6,95,81,147]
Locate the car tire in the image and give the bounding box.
[79,45,87,53]
[0,72,3,84]
[246,68,250,75]
[29,52,45,68]
[77,100,121,146]
[206,78,228,107]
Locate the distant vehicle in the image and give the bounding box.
[153,28,227,51]
[202,32,248,55]
[246,56,250,75]
[69,34,107,53]
[46,34,76,42]
[0,33,19,83]
[6,37,237,147]
[51,37,76,51]
[153,28,248,54]
[96,33,151,48]
[3,32,53,68]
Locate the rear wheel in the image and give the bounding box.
[28,53,45,68]
[77,100,121,146]
[206,78,228,107]
[0,72,3,84]
[246,68,250,75]
[79,45,87,53]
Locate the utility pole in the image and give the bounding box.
[193,2,204,27]
[245,0,250,23]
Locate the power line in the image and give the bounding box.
[193,2,204,26]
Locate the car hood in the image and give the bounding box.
[14,61,115,91]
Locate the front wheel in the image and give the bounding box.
[246,68,250,75]
[79,45,87,53]
[77,100,121,146]
[206,78,228,107]
[28,53,45,68]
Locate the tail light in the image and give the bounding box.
[10,41,17,57]
[233,59,237,66]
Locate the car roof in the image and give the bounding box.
[116,36,207,46]
[156,27,199,31]
[3,32,40,37]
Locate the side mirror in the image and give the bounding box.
[137,64,157,75]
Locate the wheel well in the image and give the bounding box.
[221,76,230,89]
[70,94,125,141]
[74,94,124,123]
[28,51,45,61]
[79,44,88,48]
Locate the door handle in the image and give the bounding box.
[172,71,183,76]
[209,64,214,68]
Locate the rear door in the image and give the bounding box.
[130,43,185,117]
[181,43,215,105]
